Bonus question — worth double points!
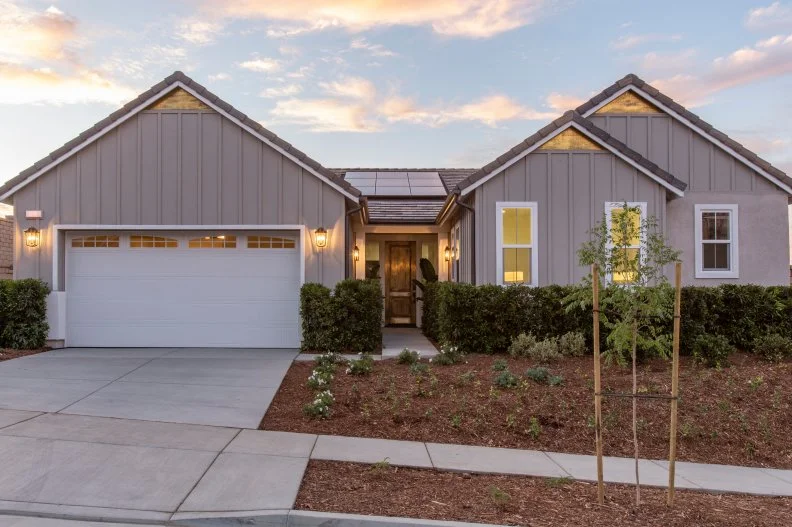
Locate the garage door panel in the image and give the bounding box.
[66,231,302,348]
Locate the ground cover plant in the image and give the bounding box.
[261,352,792,469]
[296,460,792,527]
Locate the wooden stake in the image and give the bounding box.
[632,319,640,507]
[592,264,605,505]
[668,262,682,506]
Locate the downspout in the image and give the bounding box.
[345,199,365,279]
[453,193,476,285]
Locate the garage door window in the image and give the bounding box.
[130,235,178,248]
[248,235,296,249]
[72,235,119,248]
[188,235,237,248]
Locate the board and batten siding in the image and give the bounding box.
[589,114,790,285]
[474,151,667,286]
[12,108,347,289]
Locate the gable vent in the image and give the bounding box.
[147,88,211,110]
[539,128,603,151]
[595,90,661,114]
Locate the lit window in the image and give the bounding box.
[188,235,237,248]
[247,235,296,249]
[605,202,646,284]
[130,235,178,248]
[72,235,119,248]
[496,202,538,286]
[695,204,738,279]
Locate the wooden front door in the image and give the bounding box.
[385,242,416,325]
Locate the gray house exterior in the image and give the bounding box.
[1,72,789,348]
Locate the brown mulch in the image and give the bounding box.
[0,348,48,362]
[296,460,792,527]
[261,353,792,468]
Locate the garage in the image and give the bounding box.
[65,231,302,348]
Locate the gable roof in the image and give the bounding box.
[330,168,478,195]
[576,73,792,195]
[0,71,360,203]
[366,198,446,224]
[453,111,687,196]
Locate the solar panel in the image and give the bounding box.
[345,171,446,196]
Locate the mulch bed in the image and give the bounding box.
[261,353,792,469]
[0,348,48,362]
[296,460,792,527]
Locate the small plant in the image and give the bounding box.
[410,362,429,375]
[545,476,574,488]
[314,352,344,370]
[346,353,374,375]
[525,366,550,383]
[528,416,541,439]
[430,343,464,366]
[748,375,764,391]
[306,368,333,390]
[508,333,537,358]
[450,413,462,428]
[493,369,520,388]
[302,390,334,419]
[397,348,421,365]
[457,370,477,384]
[491,358,509,372]
[692,333,734,368]
[489,486,511,510]
[753,334,792,363]
[370,458,391,476]
[548,374,564,386]
[528,337,561,363]
[558,331,586,357]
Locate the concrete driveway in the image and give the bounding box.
[0,347,298,428]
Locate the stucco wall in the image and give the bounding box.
[0,216,13,280]
[11,108,347,289]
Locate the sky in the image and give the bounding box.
[0,0,791,185]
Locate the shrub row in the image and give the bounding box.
[300,279,383,353]
[422,282,792,356]
[0,279,50,349]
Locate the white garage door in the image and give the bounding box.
[66,231,301,348]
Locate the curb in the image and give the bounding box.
[171,510,507,527]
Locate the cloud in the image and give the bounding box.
[610,33,682,50]
[746,2,792,30]
[208,72,231,81]
[175,18,223,45]
[269,98,381,132]
[319,76,376,100]
[200,0,548,39]
[0,1,78,63]
[652,34,792,106]
[260,83,302,98]
[545,92,585,112]
[0,63,136,105]
[238,57,281,72]
[350,38,397,57]
[278,45,300,56]
[638,48,697,71]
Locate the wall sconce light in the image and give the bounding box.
[314,228,328,248]
[24,227,40,248]
[444,246,451,262]
[352,245,360,261]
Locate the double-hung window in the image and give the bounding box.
[695,204,738,279]
[496,202,538,286]
[605,202,646,284]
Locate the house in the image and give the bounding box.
[1,72,789,348]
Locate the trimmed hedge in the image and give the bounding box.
[0,279,50,349]
[420,281,443,342]
[423,282,792,356]
[300,279,383,353]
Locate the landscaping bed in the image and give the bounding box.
[261,353,792,468]
[296,460,792,527]
[0,348,48,362]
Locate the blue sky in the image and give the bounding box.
[1,0,792,184]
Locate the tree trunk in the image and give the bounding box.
[632,319,640,507]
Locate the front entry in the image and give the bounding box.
[385,242,416,325]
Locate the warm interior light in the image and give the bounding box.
[24,227,40,248]
[444,246,451,262]
[504,271,524,283]
[353,245,360,261]
[217,235,226,240]
[315,228,328,248]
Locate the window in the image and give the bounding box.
[247,235,296,249]
[451,224,461,282]
[695,204,738,279]
[605,202,646,284]
[71,235,119,248]
[365,240,380,279]
[496,202,538,286]
[188,235,237,248]
[130,235,178,248]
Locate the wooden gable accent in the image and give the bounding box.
[539,128,603,151]
[147,88,211,110]
[594,91,661,114]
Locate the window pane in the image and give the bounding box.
[516,207,532,245]
[702,212,716,240]
[613,248,640,284]
[502,208,517,245]
[610,208,641,246]
[702,242,730,270]
[714,212,730,240]
[503,248,531,284]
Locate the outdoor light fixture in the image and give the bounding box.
[444,246,451,262]
[24,227,40,248]
[353,245,360,261]
[315,228,328,248]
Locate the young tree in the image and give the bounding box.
[567,202,681,506]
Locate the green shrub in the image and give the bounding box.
[300,284,336,352]
[420,282,445,341]
[558,331,586,357]
[525,367,549,383]
[314,352,343,370]
[548,374,564,386]
[493,369,520,388]
[410,362,429,375]
[303,390,334,419]
[397,348,421,365]
[0,279,50,350]
[430,343,464,366]
[307,368,333,390]
[491,358,508,371]
[692,334,734,368]
[753,334,792,362]
[508,333,537,358]
[528,337,561,363]
[346,353,374,375]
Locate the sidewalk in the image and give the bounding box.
[382,327,438,358]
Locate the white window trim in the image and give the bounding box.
[450,223,460,282]
[694,204,739,279]
[496,201,539,287]
[604,202,647,284]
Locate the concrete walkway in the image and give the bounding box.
[382,327,438,358]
